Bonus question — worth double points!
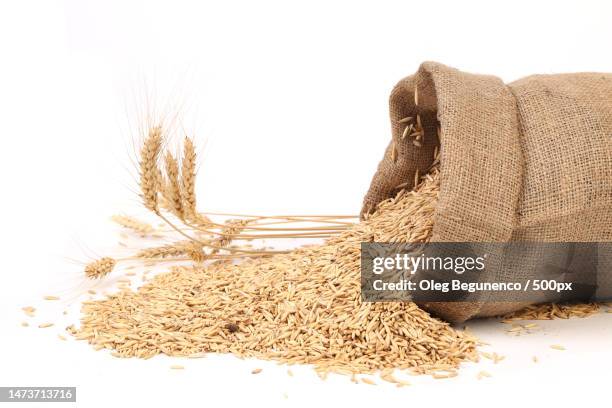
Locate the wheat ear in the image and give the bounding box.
[111,215,154,234]
[163,151,184,219]
[180,137,197,220]
[85,257,117,279]
[210,219,249,254]
[137,241,204,261]
[140,126,163,213]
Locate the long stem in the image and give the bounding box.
[181,217,349,236]
[221,232,337,239]
[232,225,349,232]
[180,223,342,240]
[246,219,353,226]
[118,252,279,263]
[201,211,358,219]
[151,218,353,234]
[156,212,285,255]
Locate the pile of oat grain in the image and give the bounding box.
[75,166,480,377]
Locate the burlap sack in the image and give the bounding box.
[362,62,612,322]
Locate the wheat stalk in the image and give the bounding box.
[84,126,358,280]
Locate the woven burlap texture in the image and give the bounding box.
[362,62,612,322]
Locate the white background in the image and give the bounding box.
[1,0,611,407]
